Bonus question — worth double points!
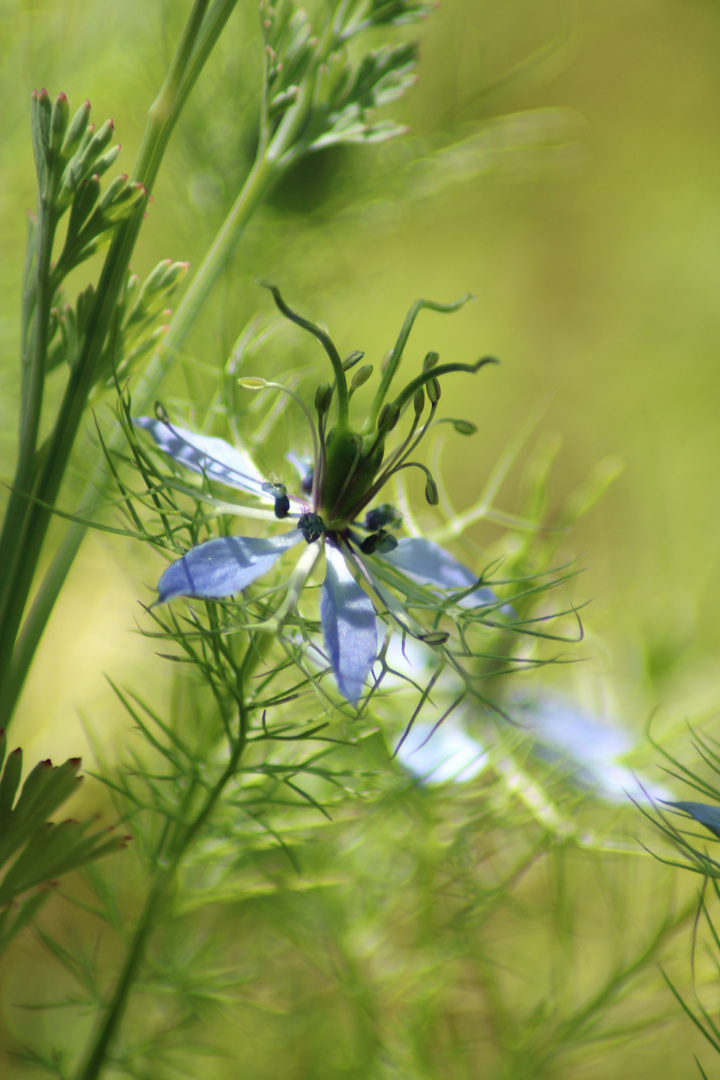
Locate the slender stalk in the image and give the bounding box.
[364,295,473,433]
[75,635,264,1080]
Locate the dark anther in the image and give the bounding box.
[301,468,314,496]
[360,529,398,555]
[363,504,403,532]
[263,481,291,519]
[298,512,326,544]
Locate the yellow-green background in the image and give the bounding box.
[1,0,720,1075]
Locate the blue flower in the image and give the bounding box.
[135,287,504,705]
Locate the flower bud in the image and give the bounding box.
[423,350,439,371]
[426,377,441,404]
[69,174,101,231]
[342,349,365,371]
[377,401,400,433]
[315,382,333,415]
[425,473,439,505]
[97,173,128,212]
[49,92,69,155]
[351,364,373,390]
[61,99,91,159]
[92,143,122,180]
[452,419,477,436]
[413,388,425,416]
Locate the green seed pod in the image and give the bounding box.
[49,92,69,155]
[453,419,477,436]
[351,364,373,390]
[61,99,91,159]
[377,401,400,433]
[315,382,333,415]
[425,473,439,505]
[427,377,441,404]
[342,349,365,371]
[413,388,425,416]
[423,350,439,371]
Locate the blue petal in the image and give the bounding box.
[664,801,720,840]
[157,531,302,603]
[377,538,498,608]
[321,542,377,705]
[135,418,270,500]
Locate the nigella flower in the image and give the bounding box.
[136,285,503,705]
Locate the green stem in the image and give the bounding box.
[0,0,238,722]
[0,179,58,642]
[75,635,266,1080]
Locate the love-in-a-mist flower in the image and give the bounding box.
[136,285,504,705]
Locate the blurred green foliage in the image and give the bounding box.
[3,0,720,1076]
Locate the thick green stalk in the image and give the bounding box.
[0,172,59,637]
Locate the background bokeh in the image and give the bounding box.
[2,0,720,1075]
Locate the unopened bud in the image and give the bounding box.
[423,351,439,371]
[92,143,121,179]
[413,388,425,415]
[351,364,373,390]
[425,473,439,505]
[377,401,400,433]
[342,350,365,371]
[61,99,91,158]
[97,173,128,212]
[452,419,477,436]
[49,93,69,154]
[315,382,333,414]
[427,377,441,404]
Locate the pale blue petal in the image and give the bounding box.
[377,538,498,608]
[157,531,302,603]
[135,418,270,500]
[321,543,377,704]
[396,720,487,785]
